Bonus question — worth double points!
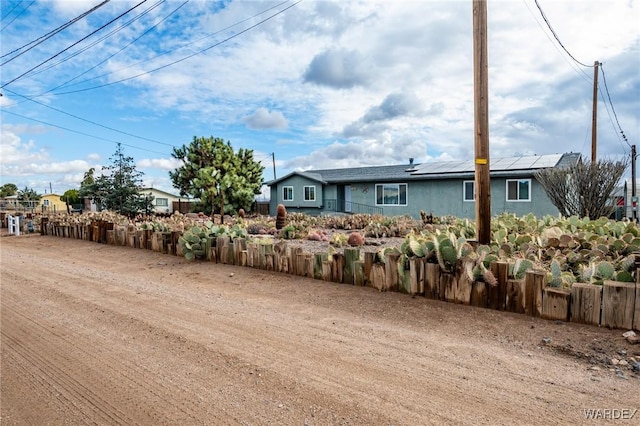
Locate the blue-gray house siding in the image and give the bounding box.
[267,153,580,219]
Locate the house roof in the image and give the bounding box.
[266,152,581,186]
[138,187,182,198]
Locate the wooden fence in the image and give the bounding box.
[39,219,640,331]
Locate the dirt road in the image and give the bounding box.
[1,234,638,425]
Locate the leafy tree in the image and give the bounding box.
[61,189,81,205]
[169,136,264,223]
[79,167,103,209]
[0,183,18,198]
[17,186,41,207]
[80,144,147,215]
[535,157,627,220]
[61,189,81,213]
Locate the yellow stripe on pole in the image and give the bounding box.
[475,158,488,165]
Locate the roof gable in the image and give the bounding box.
[265,171,328,186]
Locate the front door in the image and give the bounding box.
[345,185,352,213]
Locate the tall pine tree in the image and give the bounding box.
[81,144,149,215]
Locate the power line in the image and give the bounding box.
[23,0,169,81]
[533,0,593,68]
[0,0,110,65]
[0,1,24,21]
[0,0,35,32]
[521,0,591,84]
[51,0,292,93]
[44,0,187,95]
[1,109,172,156]
[3,88,175,148]
[49,0,303,96]
[600,63,630,147]
[1,0,148,89]
[599,88,629,154]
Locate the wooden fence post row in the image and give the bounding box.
[41,221,639,331]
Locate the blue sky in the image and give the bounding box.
[1,0,639,198]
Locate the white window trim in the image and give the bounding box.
[375,183,408,206]
[303,185,316,202]
[283,186,293,202]
[156,198,169,207]
[463,180,475,202]
[43,199,50,206]
[506,179,531,202]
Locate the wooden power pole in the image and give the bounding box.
[632,144,637,221]
[473,0,491,244]
[591,60,599,163]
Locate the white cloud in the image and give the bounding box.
[243,108,288,130]
[1,0,637,194]
[137,157,182,170]
[0,130,49,164]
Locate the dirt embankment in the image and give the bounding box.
[1,233,638,425]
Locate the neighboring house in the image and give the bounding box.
[0,195,20,211]
[612,178,640,220]
[138,187,190,214]
[266,153,581,219]
[39,193,67,213]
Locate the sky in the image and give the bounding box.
[1,0,639,199]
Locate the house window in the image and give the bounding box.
[304,186,316,201]
[156,198,168,207]
[283,186,293,201]
[375,183,407,206]
[506,179,531,201]
[463,181,475,202]
[43,199,50,206]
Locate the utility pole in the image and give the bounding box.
[473,0,491,244]
[272,152,276,180]
[632,144,637,221]
[591,60,600,163]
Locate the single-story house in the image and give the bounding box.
[39,193,67,213]
[138,187,191,214]
[266,152,581,219]
[0,195,20,211]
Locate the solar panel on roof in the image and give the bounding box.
[409,153,564,175]
[531,154,562,168]
[490,157,514,170]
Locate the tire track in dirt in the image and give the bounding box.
[1,294,210,425]
[1,266,390,425]
[2,236,638,425]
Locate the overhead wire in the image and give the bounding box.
[1,0,301,160]
[533,0,593,68]
[0,0,111,64]
[43,0,187,95]
[598,89,629,155]
[2,109,172,156]
[1,0,149,89]
[527,0,631,157]
[48,0,292,94]
[0,1,24,21]
[49,0,303,96]
[0,0,35,32]
[2,87,175,148]
[600,63,630,148]
[23,0,169,81]
[521,0,591,84]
